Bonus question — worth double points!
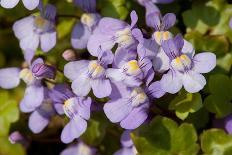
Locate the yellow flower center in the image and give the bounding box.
[153,31,172,45]
[124,60,141,76]
[34,16,50,30]
[171,54,192,71]
[115,28,135,47]
[81,13,95,27]
[19,68,35,85]
[88,61,105,78]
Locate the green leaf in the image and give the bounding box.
[57,19,76,39]
[99,0,129,20]
[217,53,232,72]
[0,137,25,155]
[201,129,232,155]
[169,90,202,120]
[131,116,199,155]
[204,74,232,118]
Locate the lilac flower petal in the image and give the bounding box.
[137,38,158,59]
[98,18,128,35]
[40,31,57,52]
[225,115,232,134]
[29,110,49,134]
[139,58,152,77]
[114,148,135,155]
[64,60,89,81]
[98,49,114,65]
[147,81,165,98]
[13,16,34,39]
[193,52,216,73]
[0,0,19,8]
[162,13,176,30]
[109,82,131,100]
[152,0,174,4]
[71,23,91,49]
[181,40,195,57]
[23,49,35,64]
[182,71,206,93]
[120,104,149,129]
[61,116,87,144]
[130,10,138,28]
[124,76,142,87]
[20,33,40,52]
[114,48,137,68]
[20,85,44,112]
[74,0,96,12]
[153,48,170,72]
[160,70,182,94]
[22,0,40,10]
[77,97,91,120]
[54,103,64,115]
[132,28,143,43]
[91,79,112,98]
[146,11,161,30]
[31,58,44,69]
[104,99,133,123]
[121,130,133,147]
[87,32,115,56]
[106,68,125,82]
[44,4,56,21]
[0,68,20,89]
[71,76,91,97]
[161,37,180,60]
[145,68,155,86]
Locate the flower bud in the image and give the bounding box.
[9,131,28,148]
[32,63,56,79]
[62,49,77,61]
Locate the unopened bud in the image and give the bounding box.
[62,49,76,61]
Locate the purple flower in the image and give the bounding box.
[27,88,56,134]
[106,49,154,87]
[9,131,29,148]
[229,17,232,29]
[49,84,92,144]
[103,81,165,129]
[13,4,57,63]
[71,0,101,49]
[64,50,113,98]
[160,34,216,94]
[114,130,137,155]
[0,58,55,112]
[87,11,138,56]
[60,141,96,155]
[32,63,56,79]
[0,0,39,10]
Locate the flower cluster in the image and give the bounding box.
[0,0,217,154]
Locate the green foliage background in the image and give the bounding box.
[0,0,232,154]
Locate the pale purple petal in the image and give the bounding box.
[130,10,138,28]
[161,37,180,60]
[114,148,135,155]
[20,85,44,113]
[71,23,91,49]
[121,130,133,147]
[91,79,112,98]
[181,40,195,57]
[147,81,165,98]
[43,4,56,21]
[98,18,128,35]
[13,16,34,39]
[40,31,57,52]
[87,32,115,56]
[0,68,20,89]
[162,13,176,30]
[64,60,89,81]
[193,52,216,73]
[98,49,114,65]
[20,33,40,52]
[29,110,49,134]
[23,49,35,64]
[120,104,149,129]
[146,11,161,30]
[71,75,91,97]
[137,38,158,59]
[0,0,19,8]
[60,146,78,155]
[77,97,91,120]
[61,116,87,144]
[153,48,170,72]
[109,82,131,100]
[22,0,40,10]
[104,99,133,123]
[114,47,137,68]
[74,0,96,12]
[182,71,206,93]
[106,68,125,82]
[160,70,182,94]
[124,76,142,87]
[145,68,155,86]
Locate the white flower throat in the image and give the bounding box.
[171,54,192,72]
[115,28,135,47]
[81,13,96,28]
[130,87,148,107]
[88,61,105,79]
[63,97,77,119]
[19,68,35,85]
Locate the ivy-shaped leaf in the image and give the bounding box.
[169,90,202,120]
[131,116,199,155]
[204,74,232,118]
[201,129,232,155]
